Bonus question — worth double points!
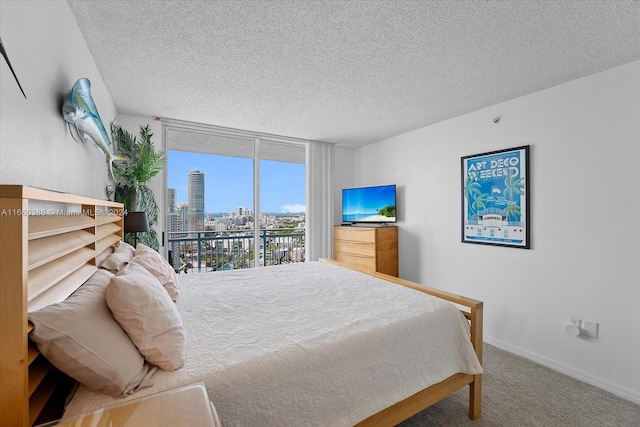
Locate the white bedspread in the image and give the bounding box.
[64,261,482,426]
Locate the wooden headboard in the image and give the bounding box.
[0,185,124,426]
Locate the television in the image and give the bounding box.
[342,184,397,224]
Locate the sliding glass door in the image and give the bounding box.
[259,141,306,266]
[164,124,306,271]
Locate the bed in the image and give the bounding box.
[0,185,483,426]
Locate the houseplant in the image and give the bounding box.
[107,124,166,250]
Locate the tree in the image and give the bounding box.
[471,192,488,214]
[463,174,483,218]
[503,175,525,201]
[107,124,166,250]
[378,205,396,218]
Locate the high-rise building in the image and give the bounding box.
[176,203,188,232]
[236,206,251,217]
[188,170,205,232]
[167,188,176,214]
[167,188,179,267]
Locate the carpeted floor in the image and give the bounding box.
[399,343,640,426]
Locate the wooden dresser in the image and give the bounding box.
[333,226,398,276]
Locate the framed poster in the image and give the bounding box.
[461,145,530,249]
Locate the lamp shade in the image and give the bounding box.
[124,211,150,233]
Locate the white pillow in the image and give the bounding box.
[107,262,186,371]
[100,240,136,273]
[133,243,180,301]
[29,269,156,397]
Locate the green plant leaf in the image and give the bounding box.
[108,123,166,250]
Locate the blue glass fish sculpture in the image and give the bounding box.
[62,78,124,180]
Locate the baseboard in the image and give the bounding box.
[484,336,640,405]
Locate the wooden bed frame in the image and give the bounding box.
[0,185,482,426]
[320,258,483,426]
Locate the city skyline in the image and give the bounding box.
[168,150,306,213]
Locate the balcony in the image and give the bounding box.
[168,229,305,273]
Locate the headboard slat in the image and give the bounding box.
[28,215,97,240]
[28,265,98,313]
[96,222,122,240]
[27,342,39,365]
[96,234,123,254]
[28,357,51,397]
[29,229,96,270]
[28,248,96,301]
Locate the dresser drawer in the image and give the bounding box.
[333,227,376,243]
[334,252,376,271]
[334,240,375,256]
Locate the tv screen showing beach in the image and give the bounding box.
[342,185,396,223]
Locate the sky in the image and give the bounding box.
[168,150,306,213]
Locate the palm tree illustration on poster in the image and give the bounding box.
[461,145,530,249]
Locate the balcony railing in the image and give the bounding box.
[168,229,305,273]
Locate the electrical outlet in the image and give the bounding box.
[582,320,599,338]
[569,317,581,328]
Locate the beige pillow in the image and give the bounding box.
[29,269,156,397]
[133,243,180,301]
[100,240,136,273]
[107,262,186,371]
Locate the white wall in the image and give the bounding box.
[333,146,355,226]
[0,3,169,255]
[352,61,640,403]
[0,1,117,198]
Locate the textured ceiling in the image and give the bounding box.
[67,0,640,148]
